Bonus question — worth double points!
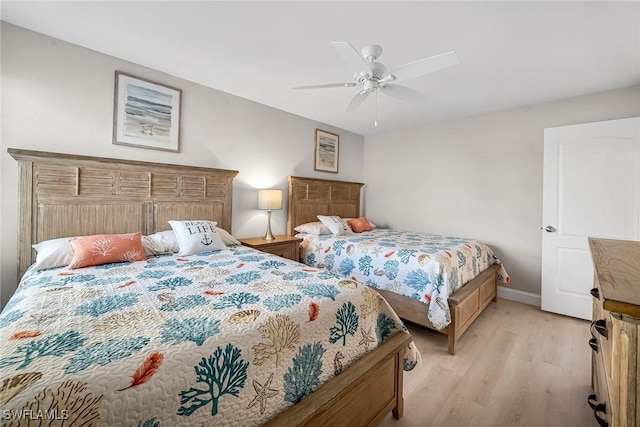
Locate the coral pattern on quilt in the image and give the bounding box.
[0,247,419,427]
[298,229,510,330]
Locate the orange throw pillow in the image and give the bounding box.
[347,216,373,233]
[68,232,146,269]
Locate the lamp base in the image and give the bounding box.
[263,210,275,240]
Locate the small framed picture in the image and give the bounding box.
[314,129,339,173]
[113,71,182,152]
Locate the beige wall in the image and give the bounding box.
[363,85,640,299]
[2,21,639,309]
[0,23,364,307]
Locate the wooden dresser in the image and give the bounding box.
[588,238,640,427]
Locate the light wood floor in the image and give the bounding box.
[381,298,597,427]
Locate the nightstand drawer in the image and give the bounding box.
[238,235,302,262]
[260,243,296,260]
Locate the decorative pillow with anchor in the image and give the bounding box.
[168,220,227,256]
[317,215,353,236]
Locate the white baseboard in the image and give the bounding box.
[497,286,541,307]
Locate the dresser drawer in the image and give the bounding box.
[592,296,613,379]
[609,313,640,427]
[591,346,611,426]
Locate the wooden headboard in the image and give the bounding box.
[287,176,364,235]
[9,148,238,279]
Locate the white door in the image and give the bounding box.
[542,117,640,319]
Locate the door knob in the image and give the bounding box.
[545,226,556,232]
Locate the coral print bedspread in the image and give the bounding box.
[298,229,510,330]
[0,247,418,426]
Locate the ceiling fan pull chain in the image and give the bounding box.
[374,90,378,127]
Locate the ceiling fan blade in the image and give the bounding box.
[380,84,426,103]
[389,51,460,82]
[346,90,370,112]
[293,83,356,90]
[331,42,372,74]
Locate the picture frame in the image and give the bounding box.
[113,71,182,152]
[314,129,339,173]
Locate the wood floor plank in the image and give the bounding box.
[430,392,489,427]
[401,364,462,422]
[459,328,518,407]
[380,298,597,427]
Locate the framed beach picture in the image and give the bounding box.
[113,71,182,152]
[314,129,339,173]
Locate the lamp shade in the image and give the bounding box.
[257,189,283,210]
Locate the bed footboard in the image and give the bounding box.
[266,331,411,427]
[376,264,500,355]
[447,264,499,354]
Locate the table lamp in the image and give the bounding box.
[257,189,283,240]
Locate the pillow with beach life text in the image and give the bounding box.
[168,220,227,256]
[317,215,354,236]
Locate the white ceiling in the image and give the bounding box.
[2,1,639,136]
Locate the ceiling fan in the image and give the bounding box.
[293,42,460,125]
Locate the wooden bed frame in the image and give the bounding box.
[287,175,500,355]
[8,148,411,427]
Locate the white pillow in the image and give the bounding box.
[216,227,242,246]
[31,237,73,270]
[317,215,353,236]
[143,227,239,256]
[294,221,332,235]
[168,220,227,256]
[142,230,179,255]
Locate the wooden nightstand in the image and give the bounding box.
[238,235,303,262]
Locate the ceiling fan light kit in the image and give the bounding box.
[293,42,460,126]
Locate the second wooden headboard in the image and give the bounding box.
[287,176,364,235]
[9,148,238,279]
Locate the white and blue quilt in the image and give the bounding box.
[0,246,419,426]
[298,229,510,330]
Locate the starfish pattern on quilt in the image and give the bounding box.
[247,373,279,414]
[359,326,375,350]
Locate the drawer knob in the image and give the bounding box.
[594,319,607,339]
[593,402,607,427]
[588,393,597,409]
[590,288,600,299]
[589,338,598,352]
